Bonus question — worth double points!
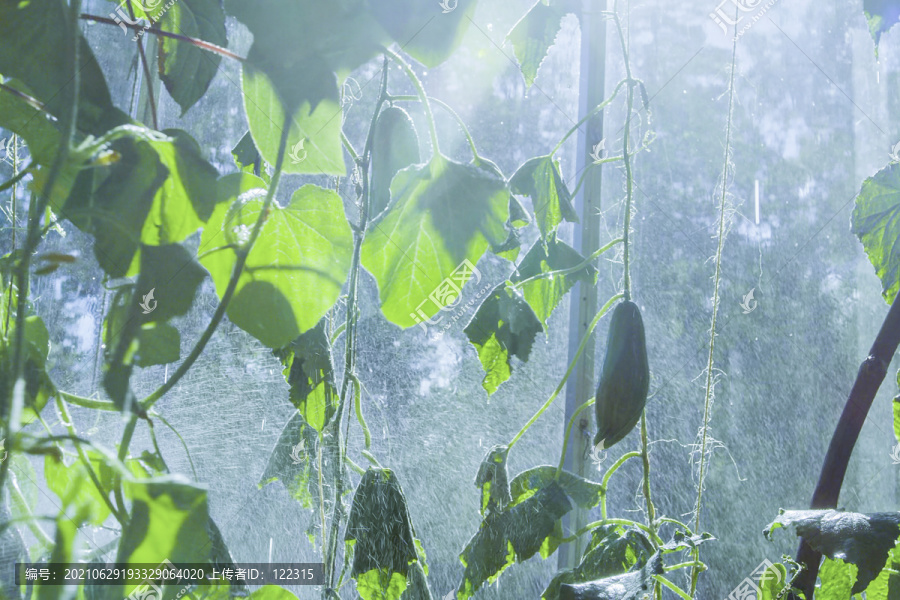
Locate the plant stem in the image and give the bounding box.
[551,79,628,156]
[600,451,641,520]
[690,9,739,593]
[1,0,82,499]
[612,3,634,302]
[388,94,478,160]
[512,237,623,290]
[80,14,245,62]
[556,398,595,476]
[509,293,623,450]
[640,411,656,535]
[5,137,20,339]
[653,575,693,600]
[383,48,440,157]
[59,391,117,411]
[125,0,157,130]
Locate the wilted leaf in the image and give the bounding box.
[559,553,662,600]
[510,155,577,242]
[510,466,603,510]
[474,445,511,517]
[273,318,338,432]
[464,283,542,395]
[459,482,572,598]
[764,509,900,594]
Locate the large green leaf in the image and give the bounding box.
[508,0,579,87]
[0,79,60,165]
[241,67,346,176]
[851,163,900,303]
[370,106,421,219]
[860,542,900,599]
[226,0,388,114]
[157,0,227,115]
[510,466,604,510]
[818,558,857,599]
[0,0,129,135]
[200,183,353,348]
[512,238,597,327]
[361,155,509,329]
[44,451,113,526]
[464,283,542,395]
[369,0,478,67]
[765,509,900,594]
[864,0,900,53]
[459,482,572,599]
[272,318,338,432]
[117,477,211,597]
[510,155,578,242]
[345,468,424,600]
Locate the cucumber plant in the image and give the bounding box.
[0,0,727,599]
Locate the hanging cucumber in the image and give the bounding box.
[593,300,649,450]
[369,105,420,219]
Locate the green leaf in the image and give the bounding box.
[851,163,900,303]
[510,155,578,241]
[510,466,604,510]
[558,553,663,600]
[864,0,900,54]
[543,524,654,600]
[200,183,353,348]
[61,136,167,278]
[474,445,511,517]
[345,468,423,600]
[0,79,60,165]
[241,66,345,176]
[765,509,900,594]
[226,0,388,114]
[361,156,509,329]
[157,0,227,115]
[247,586,300,600]
[0,0,130,135]
[231,131,270,183]
[861,541,900,600]
[35,514,85,600]
[140,129,221,246]
[258,412,320,508]
[370,106,421,219]
[136,243,209,323]
[273,318,338,432]
[507,0,579,87]
[459,481,572,599]
[403,561,433,600]
[512,238,597,327]
[757,562,790,600]
[818,558,857,600]
[118,477,212,597]
[370,0,478,67]
[0,314,55,424]
[463,283,542,395]
[135,322,181,367]
[44,452,112,526]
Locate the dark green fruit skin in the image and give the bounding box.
[369,106,420,219]
[593,300,649,450]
